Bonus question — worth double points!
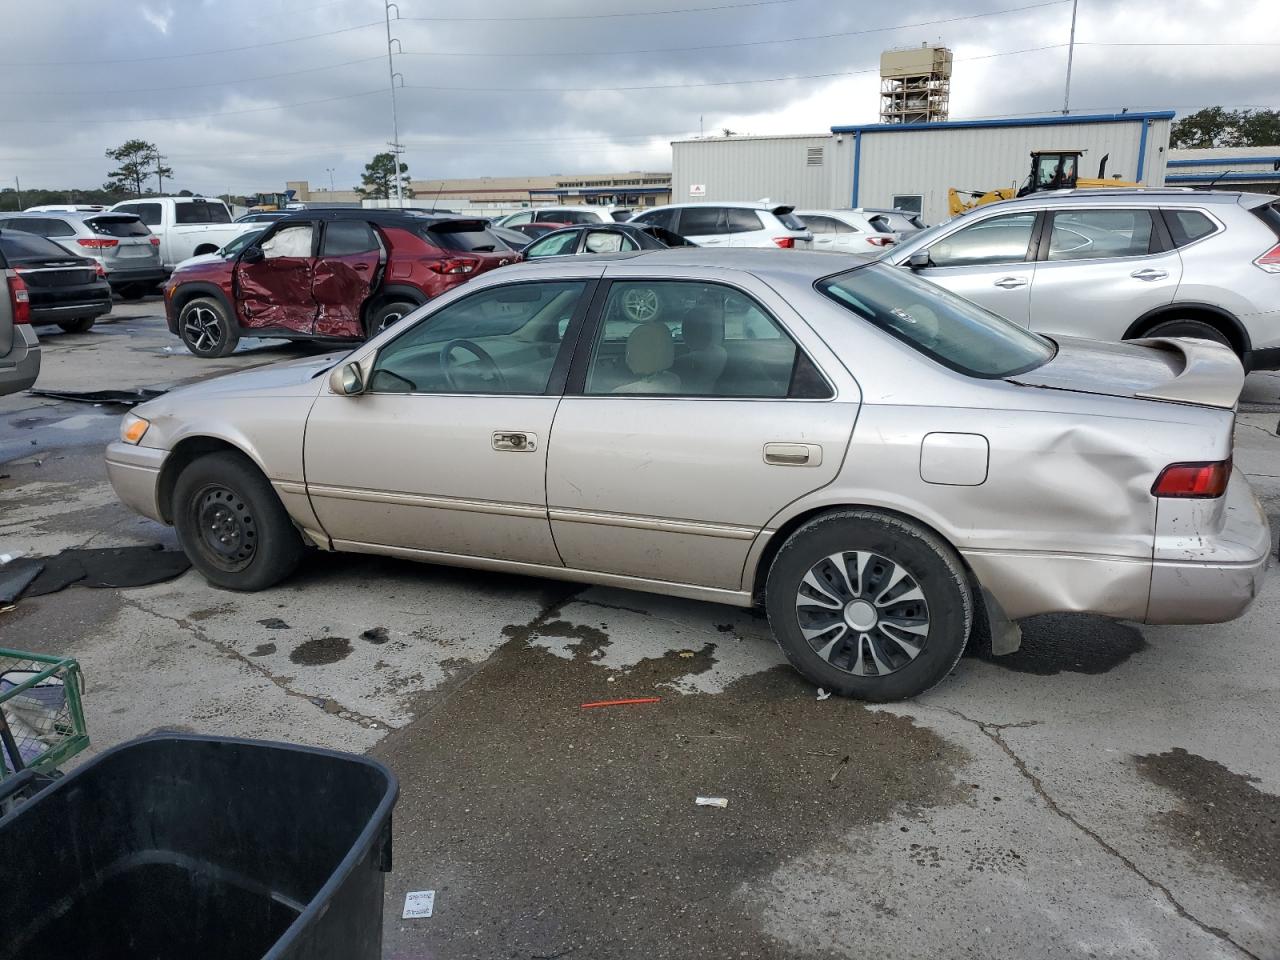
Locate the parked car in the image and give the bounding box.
[107,248,1268,702]
[796,209,902,253]
[885,189,1280,370]
[508,222,570,243]
[0,211,166,299]
[630,203,812,248]
[862,208,926,234]
[495,207,628,228]
[172,229,266,272]
[0,258,39,395]
[163,208,517,357]
[24,204,107,214]
[108,197,259,273]
[0,230,111,332]
[235,211,292,224]
[521,222,694,259]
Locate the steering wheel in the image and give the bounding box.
[439,339,509,392]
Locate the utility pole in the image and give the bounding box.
[384,0,404,207]
[325,167,335,193]
[155,152,169,194]
[1062,0,1078,115]
[14,176,21,210]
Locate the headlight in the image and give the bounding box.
[121,414,150,444]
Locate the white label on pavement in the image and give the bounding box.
[402,890,436,919]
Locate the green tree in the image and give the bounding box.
[1172,107,1280,148]
[357,152,413,200]
[104,139,169,197]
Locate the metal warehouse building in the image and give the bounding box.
[1165,147,1280,195]
[671,111,1173,226]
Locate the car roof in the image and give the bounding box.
[506,245,869,280]
[649,201,791,211]
[2,210,137,221]
[983,188,1259,210]
[273,208,485,227]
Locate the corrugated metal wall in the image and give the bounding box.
[855,117,1170,225]
[671,135,852,208]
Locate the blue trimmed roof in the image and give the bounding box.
[1168,156,1280,168]
[831,111,1175,134]
[1166,171,1280,182]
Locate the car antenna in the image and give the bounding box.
[430,180,444,213]
[1205,169,1235,190]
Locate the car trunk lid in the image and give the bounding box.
[1008,335,1244,410]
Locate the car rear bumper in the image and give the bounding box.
[105,441,168,524]
[1146,468,1271,624]
[0,325,41,395]
[29,282,113,323]
[107,266,168,288]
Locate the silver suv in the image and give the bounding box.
[885,190,1280,370]
[0,211,166,300]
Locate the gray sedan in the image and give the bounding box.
[105,249,1270,701]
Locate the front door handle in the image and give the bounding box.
[1131,268,1168,281]
[993,276,1028,289]
[764,442,822,467]
[492,431,537,452]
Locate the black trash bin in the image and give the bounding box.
[0,734,398,960]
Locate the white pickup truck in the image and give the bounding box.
[108,197,259,272]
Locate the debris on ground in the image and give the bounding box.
[0,560,44,604]
[829,755,851,785]
[0,545,191,606]
[579,697,661,710]
[257,617,291,630]
[360,626,390,644]
[402,890,436,919]
[816,688,832,701]
[29,388,166,406]
[676,650,696,659]
[695,796,729,808]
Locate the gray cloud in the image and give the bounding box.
[2,0,1274,195]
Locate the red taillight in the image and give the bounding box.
[149,236,161,247]
[427,257,478,275]
[866,236,895,247]
[77,238,119,249]
[1152,460,1231,498]
[773,236,795,249]
[1254,242,1280,274]
[94,262,107,279]
[7,274,31,324]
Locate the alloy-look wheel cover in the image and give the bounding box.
[183,305,224,353]
[621,287,661,323]
[794,551,931,678]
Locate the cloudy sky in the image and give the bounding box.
[3,0,1277,196]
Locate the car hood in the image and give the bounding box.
[1009,335,1245,410]
[141,353,342,412]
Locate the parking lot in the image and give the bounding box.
[0,300,1277,959]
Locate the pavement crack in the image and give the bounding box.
[120,596,384,730]
[945,707,1261,960]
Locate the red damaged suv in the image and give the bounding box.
[163,209,518,357]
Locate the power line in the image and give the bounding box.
[396,0,1069,57]
[398,0,821,22]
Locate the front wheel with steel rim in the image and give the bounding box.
[173,451,304,591]
[178,296,240,358]
[766,510,972,702]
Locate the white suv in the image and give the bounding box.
[629,202,812,248]
[496,206,629,227]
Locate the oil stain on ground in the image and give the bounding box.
[1136,747,1280,894]
[288,635,352,666]
[976,613,1146,675]
[375,593,966,960]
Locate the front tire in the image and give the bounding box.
[57,316,95,333]
[178,296,239,358]
[172,451,304,591]
[765,510,972,702]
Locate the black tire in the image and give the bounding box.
[116,284,147,301]
[178,296,240,358]
[56,316,96,333]
[765,510,972,702]
[172,451,304,591]
[1141,318,1234,352]
[366,300,418,338]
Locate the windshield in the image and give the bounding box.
[817,264,1055,378]
[221,230,264,257]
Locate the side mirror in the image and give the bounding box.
[329,361,366,396]
[241,246,265,264]
[908,249,931,271]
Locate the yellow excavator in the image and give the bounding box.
[947,150,1140,217]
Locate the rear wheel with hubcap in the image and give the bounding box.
[178,296,239,358]
[366,300,418,338]
[173,451,304,591]
[766,510,972,701]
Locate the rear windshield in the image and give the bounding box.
[174,201,232,225]
[817,264,1056,378]
[0,231,81,263]
[775,210,807,231]
[85,215,150,238]
[1251,200,1280,240]
[422,222,504,253]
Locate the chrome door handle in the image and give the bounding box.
[492,431,537,452]
[993,276,1028,289]
[764,442,822,467]
[1131,268,1168,281]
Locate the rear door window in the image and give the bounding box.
[927,212,1037,267]
[632,208,677,231]
[321,220,380,256]
[174,201,232,225]
[132,203,163,226]
[678,206,725,236]
[85,216,150,238]
[1163,209,1219,247]
[725,209,763,233]
[42,218,76,237]
[1046,209,1154,260]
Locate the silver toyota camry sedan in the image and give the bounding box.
[106,249,1271,701]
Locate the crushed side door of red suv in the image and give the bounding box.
[234,221,318,333]
[313,219,383,338]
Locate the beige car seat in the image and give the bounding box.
[612,322,682,393]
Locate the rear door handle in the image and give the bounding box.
[1131,268,1168,281]
[492,432,537,452]
[764,442,822,467]
[993,276,1028,289]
